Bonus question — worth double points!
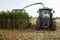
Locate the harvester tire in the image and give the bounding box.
[36,18,42,30]
[49,20,56,31]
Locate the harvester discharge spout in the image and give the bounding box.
[23,2,44,9]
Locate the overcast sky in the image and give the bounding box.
[0,0,60,17]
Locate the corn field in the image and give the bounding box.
[0,11,30,29]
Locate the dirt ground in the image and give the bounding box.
[0,29,60,40]
[0,19,60,40]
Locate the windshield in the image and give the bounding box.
[42,10,51,18]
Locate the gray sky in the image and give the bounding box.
[0,0,60,17]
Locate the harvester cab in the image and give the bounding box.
[38,8,52,18]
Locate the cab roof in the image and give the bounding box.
[39,7,52,11]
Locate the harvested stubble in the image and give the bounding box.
[0,29,60,40]
[55,19,60,31]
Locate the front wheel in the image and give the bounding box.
[36,19,42,30]
[49,20,56,31]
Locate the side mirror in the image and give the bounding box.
[53,11,55,13]
[51,10,55,13]
[37,10,39,13]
